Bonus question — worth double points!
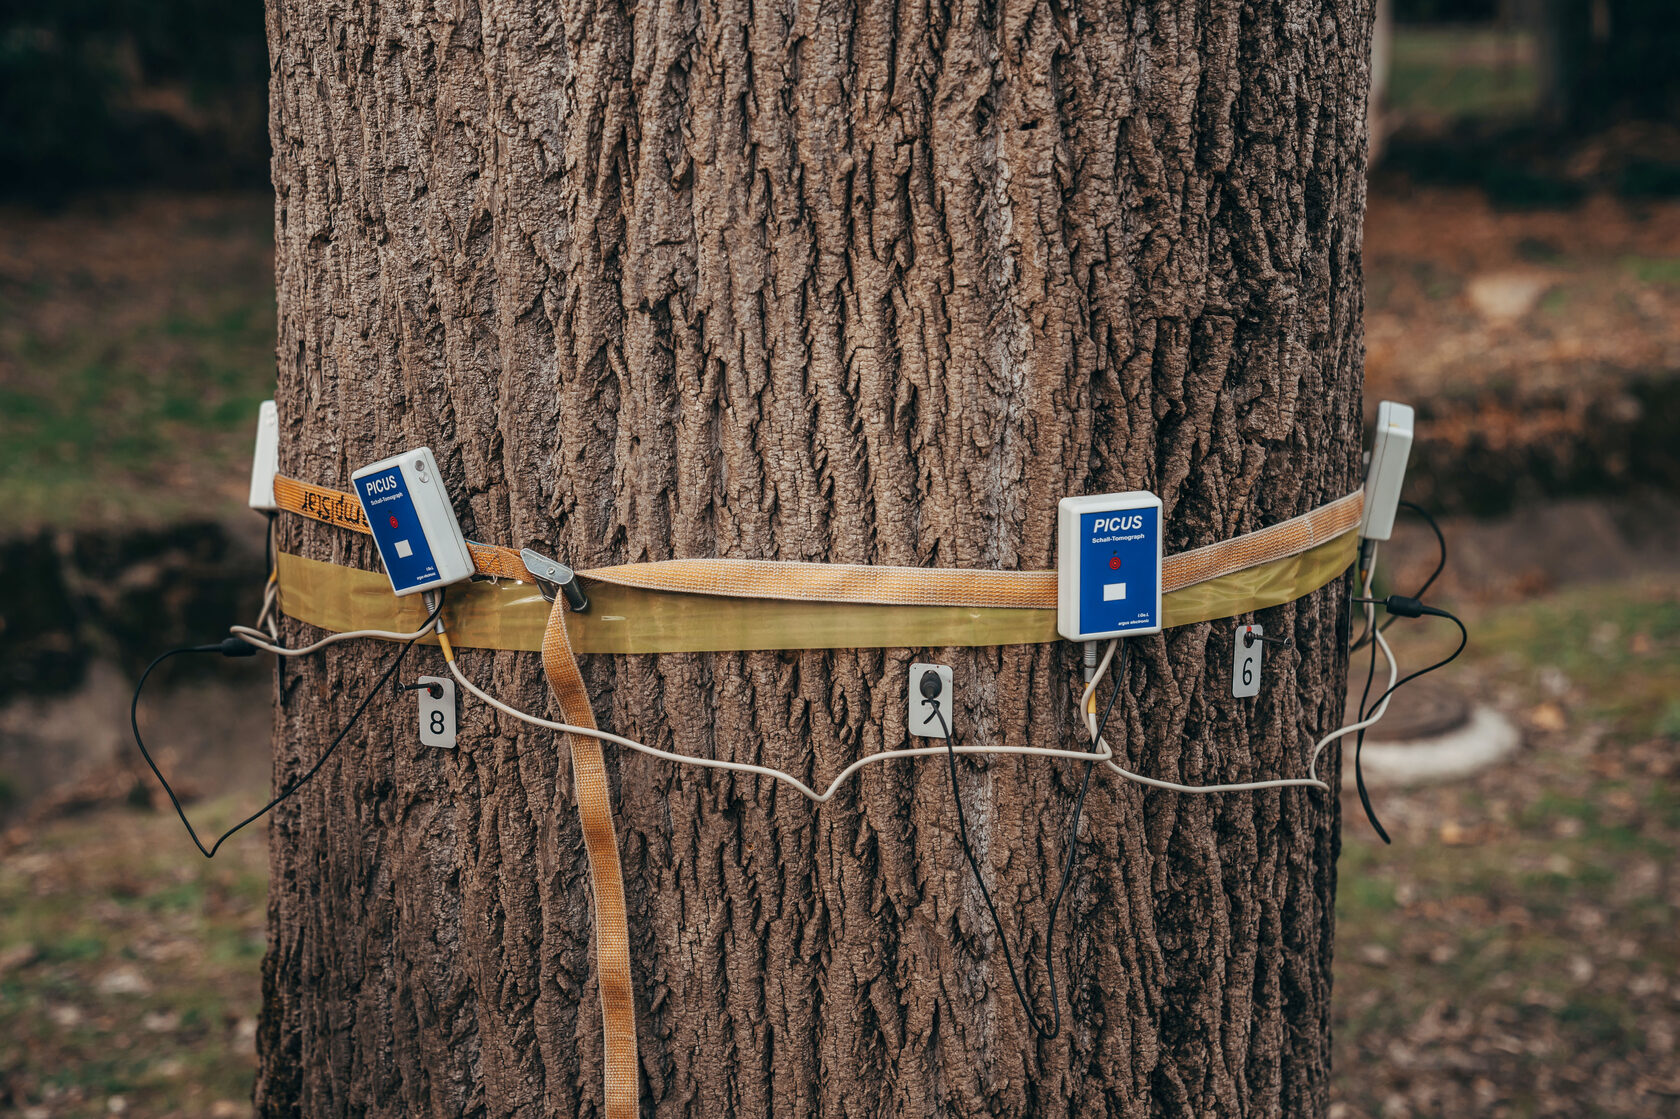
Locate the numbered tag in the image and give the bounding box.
[417,675,457,748]
[1232,625,1263,698]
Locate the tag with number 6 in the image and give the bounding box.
[1232,625,1264,698]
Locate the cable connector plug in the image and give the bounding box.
[1360,594,1453,620]
[215,636,257,657]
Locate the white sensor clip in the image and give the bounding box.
[248,401,279,513]
[1360,401,1414,542]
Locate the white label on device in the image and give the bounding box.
[1233,625,1263,698]
[418,676,457,749]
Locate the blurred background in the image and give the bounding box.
[1,1,1677,1116]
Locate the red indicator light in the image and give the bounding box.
[1108,555,1121,570]
[389,515,400,529]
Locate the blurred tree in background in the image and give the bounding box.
[1396,0,1501,21]
[0,0,267,202]
[1393,1,1680,127]
[1534,0,1680,129]
[1393,0,1680,128]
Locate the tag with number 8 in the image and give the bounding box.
[418,675,457,748]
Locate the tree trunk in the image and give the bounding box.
[259,0,1371,1115]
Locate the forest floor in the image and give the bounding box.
[1362,180,1680,405]
[1329,574,1680,1118]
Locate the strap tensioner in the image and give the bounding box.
[519,548,590,613]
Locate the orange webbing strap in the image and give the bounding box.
[585,556,1054,609]
[276,472,636,1106]
[271,475,530,581]
[272,474,370,534]
[578,489,1365,606]
[273,473,1363,609]
[539,596,639,1117]
[1162,488,1364,593]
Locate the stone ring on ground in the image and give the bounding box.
[1343,680,1520,787]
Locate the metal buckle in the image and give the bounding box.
[519,548,590,613]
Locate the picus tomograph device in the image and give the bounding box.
[1057,491,1164,642]
[351,447,475,596]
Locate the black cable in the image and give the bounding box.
[935,639,1129,1039]
[1349,597,1468,843]
[1354,500,1446,652]
[1401,501,1448,599]
[129,590,445,859]
[263,511,286,697]
[1346,501,1451,839]
[1352,601,1380,820]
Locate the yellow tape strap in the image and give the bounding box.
[274,530,1355,654]
[272,473,1360,608]
[538,597,639,1118]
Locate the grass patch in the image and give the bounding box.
[1334,575,1680,1114]
[0,195,276,530]
[1620,254,1680,286]
[0,805,267,1116]
[1387,27,1540,125]
[40,934,108,964]
[1466,579,1680,739]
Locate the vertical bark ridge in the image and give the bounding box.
[262,0,1370,1114]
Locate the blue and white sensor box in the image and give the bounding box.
[1057,491,1164,642]
[351,447,476,597]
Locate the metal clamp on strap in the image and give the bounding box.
[520,548,590,613]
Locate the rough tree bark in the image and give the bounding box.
[260,0,1371,1115]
